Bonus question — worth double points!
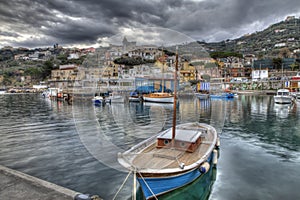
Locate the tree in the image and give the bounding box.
[279,47,291,58]
[114,56,155,66]
[2,73,12,86]
[204,62,217,68]
[41,60,54,79]
[210,51,243,59]
[272,58,282,70]
[24,67,41,82]
[290,62,299,71]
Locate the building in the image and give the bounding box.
[251,69,268,81]
[122,37,136,53]
[179,61,196,83]
[49,64,78,89]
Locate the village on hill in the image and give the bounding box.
[0,16,300,94]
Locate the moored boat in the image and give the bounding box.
[195,92,209,100]
[273,89,293,104]
[142,47,175,104]
[143,92,174,103]
[118,47,220,200]
[195,82,210,100]
[210,92,234,99]
[118,122,219,199]
[129,91,142,102]
[92,95,111,104]
[0,89,6,94]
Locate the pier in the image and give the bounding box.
[0,165,102,200]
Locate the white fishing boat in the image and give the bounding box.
[128,91,142,102]
[118,47,219,200]
[294,92,300,103]
[195,82,210,100]
[273,89,293,104]
[0,89,6,94]
[92,95,111,104]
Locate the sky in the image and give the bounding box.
[1,0,300,48]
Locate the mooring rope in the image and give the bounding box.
[137,171,158,200]
[112,170,132,200]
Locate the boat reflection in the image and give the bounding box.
[135,167,217,200]
[273,103,295,118]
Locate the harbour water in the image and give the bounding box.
[0,93,300,200]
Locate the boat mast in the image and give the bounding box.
[281,63,284,88]
[171,46,178,146]
[161,47,165,93]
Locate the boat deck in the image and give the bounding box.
[128,126,215,171]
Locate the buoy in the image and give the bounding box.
[213,149,218,165]
[199,162,210,173]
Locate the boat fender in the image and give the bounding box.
[74,194,101,200]
[74,194,92,200]
[215,137,220,149]
[213,149,218,165]
[179,162,185,169]
[199,162,210,173]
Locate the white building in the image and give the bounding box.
[252,70,268,81]
[67,53,80,59]
[274,43,286,48]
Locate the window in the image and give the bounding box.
[180,142,186,147]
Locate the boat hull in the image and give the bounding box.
[129,96,142,102]
[137,154,214,199]
[210,93,234,99]
[195,93,209,100]
[296,93,300,103]
[143,96,174,103]
[92,96,111,104]
[274,96,293,104]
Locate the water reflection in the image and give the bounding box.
[273,102,296,119]
[1,94,300,200]
[225,95,300,161]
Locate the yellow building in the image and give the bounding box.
[49,64,79,89]
[179,61,196,83]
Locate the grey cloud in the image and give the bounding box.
[0,0,300,48]
[0,30,20,37]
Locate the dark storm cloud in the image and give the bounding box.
[0,0,300,48]
[0,30,19,37]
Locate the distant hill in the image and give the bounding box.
[201,16,300,57]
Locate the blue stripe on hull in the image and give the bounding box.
[138,155,213,199]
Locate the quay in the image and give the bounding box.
[0,165,102,200]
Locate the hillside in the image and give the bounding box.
[203,16,300,57]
